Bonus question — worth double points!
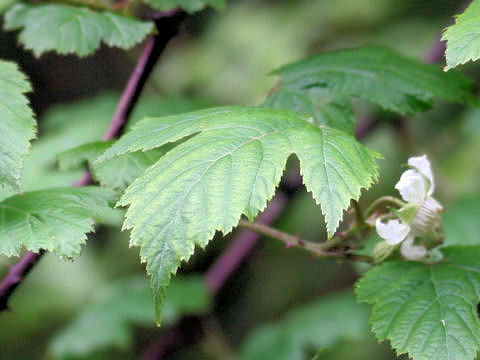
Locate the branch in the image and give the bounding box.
[0,11,186,312]
[237,220,372,263]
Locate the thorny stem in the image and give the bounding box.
[0,10,186,312]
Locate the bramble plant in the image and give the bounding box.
[2,1,480,359]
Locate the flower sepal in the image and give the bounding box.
[373,241,397,264]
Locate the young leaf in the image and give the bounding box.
[142,0,225,13]
[443,0,480,70]
[240,292,371,360]
[270,46,475,117]
[98,106,380,322]
[0,60,36,191]
[57,141,114,172]
[57,140,168,191]
[49,276,210,358]
[0,187,116,258]
[4,4,154,57]
[356,246,480,360]
[93,148,167,191]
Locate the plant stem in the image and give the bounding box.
[0,10,186,313]
[237,219,371,262]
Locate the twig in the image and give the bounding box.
[0,11,186,312]
[237,219,371,262]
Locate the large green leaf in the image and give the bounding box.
[0,187,115,258]
[443,0,480,70]
[4,4,153,57]
[356,246,480,360]
[0,60,36,191]
[97,106,380,322]
[240,292,371,360]
[49,276,210,358]
[142,0,225,13]
[270,46,475,118]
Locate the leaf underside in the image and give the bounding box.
[98,106,380,322]
[356,246,480,360]
[4,4,154,57]
[268,46,476,124]
[443,0,480,70]
[0,187,116,258]
[0,60,36,191]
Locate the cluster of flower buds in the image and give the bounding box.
[374,155,444,262]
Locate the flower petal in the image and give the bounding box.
[400,235,427,260]
[395,169,427,204]
[375,218,410,245]
[408,155,435,195]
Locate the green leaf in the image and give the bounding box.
[98,106,380,322]
[356,246,480,360]
[4,4,154,57]
[57,141,114,171]
[142,0,225,13]
[270,46,476,117]
[443,0,480,70]
[0,60,36,191]
[240,292,371,360]
[264,87,356,135]
[93,148,167,191]
[58,140,168,191]
[0,187,116,258]
[49,276,210,358]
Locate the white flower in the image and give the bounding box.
[400,235,427,260]
[375,154,443,261]
[375,218,410,246]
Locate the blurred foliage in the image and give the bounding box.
[49,276,210,359]
[239,292,374,360]
[1,0,480,359]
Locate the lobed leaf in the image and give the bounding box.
[240,292,371,360]
[270,46,476,119]
[142,0,225,13]
[98,106,380,322]
[4,4,154,57]
[49,276,210,358]
[0,60,36,191]
[356,246,480,360]
[0,187,116,258]
[443,0,480,70]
